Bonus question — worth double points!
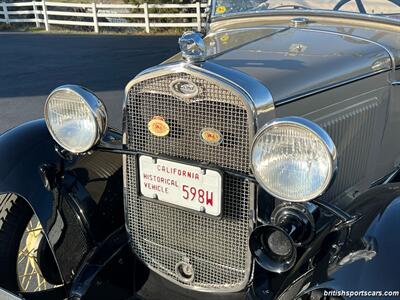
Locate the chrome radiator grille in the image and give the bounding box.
[124,72,253,291]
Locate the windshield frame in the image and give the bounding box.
[209,0,400,26]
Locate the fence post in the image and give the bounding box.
[92,2,99,33]
[143,2,150,34]
[196,2,201,32]
[2,2,9,25]
[33,1,40,28]
[42,0,49,31]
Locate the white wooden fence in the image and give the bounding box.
[0,1,208,33]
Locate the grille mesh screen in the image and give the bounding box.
[319,98,379,201]
[124,72,253,290]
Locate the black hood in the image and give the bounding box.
[204,27,392,104]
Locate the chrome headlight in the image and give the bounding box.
[251,117,337,202]
[44,85,107,154]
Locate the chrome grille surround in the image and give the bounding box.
[123,65,256,292]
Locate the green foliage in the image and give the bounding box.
[0,23,12,31]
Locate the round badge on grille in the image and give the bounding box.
[170,79,199,99]
[148,116,170,137]
[200,128,223,146]
[176,261,195,283]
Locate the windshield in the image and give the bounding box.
[211,0,400,19]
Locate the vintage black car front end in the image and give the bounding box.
[1,1,400,299]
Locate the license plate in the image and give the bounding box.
[138,156,222,217]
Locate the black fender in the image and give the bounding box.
[0,119,125,287]
[299,183,400,299]
[0,119,61,233]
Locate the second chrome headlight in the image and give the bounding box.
[251,117,337,202]
[44,85,107,154]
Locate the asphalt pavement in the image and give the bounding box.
[0,32,179,133]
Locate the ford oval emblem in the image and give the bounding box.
[170,79,199,99]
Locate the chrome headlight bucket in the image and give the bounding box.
[44,85,107,154]
[251,117,337,202]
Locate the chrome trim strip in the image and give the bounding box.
[200,61,275,128]
[276,69,390,106]
[211,9,400,27]
[0,288,24,300]
[122,61,274,292]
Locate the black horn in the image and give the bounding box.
[250,203,317,273]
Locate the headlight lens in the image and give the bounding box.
[44,85,107,154]
[251,117,337,202]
